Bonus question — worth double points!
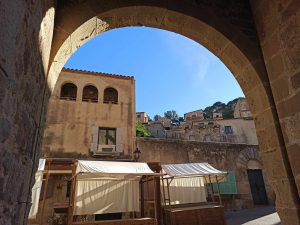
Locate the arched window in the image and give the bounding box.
[82,85,98,102]
[60,83,77,101]
[103,88,118,104]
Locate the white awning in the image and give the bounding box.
[162,162,227,182]
[28,159,46,219]
[76,160,156,180]
[38,158,46,171]
[74,160,156,215]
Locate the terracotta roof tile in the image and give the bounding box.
[62,67,134,80]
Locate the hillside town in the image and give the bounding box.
[137,97,257,145]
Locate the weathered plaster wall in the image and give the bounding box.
[42,69,136,159]
[137,137,274,209]
[0,1,55,225]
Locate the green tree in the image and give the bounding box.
[136,122,151,137]
[164,110,179,121]
[153,114,160,121]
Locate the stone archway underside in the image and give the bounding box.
[1,1,300,225]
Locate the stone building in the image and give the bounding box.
[184,109,204,121]
[149,100,258,145]
[28,68,136,224]
[136,112,149,124]
[234,98,252,119]
[42,68,136,159]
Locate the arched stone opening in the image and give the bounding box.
[103,87,118,104]
[1,1,300,225]
[45,2,299,223]
[60,82,77,101]
[82,85,98,102]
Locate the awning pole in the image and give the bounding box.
[153,176,157,220]
[68,161,77,225]
[208,175,215,202]
[161,177,166,206]
[215,175,222,205]
[140,179,145,217]
[40,161,51,225]
[167,178,171,205]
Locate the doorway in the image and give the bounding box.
[247,169,268,205]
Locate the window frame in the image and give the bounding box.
[98,127,117,145]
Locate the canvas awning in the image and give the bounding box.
[74,160,160,215]
[75,160,159,180]
[28,159,46,219]
[162,162,227,182]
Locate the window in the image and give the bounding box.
[82,85,98,102]
[137,115,141,118]
[98,128,116,145]
[224,126,233,134]
[60,83,77,100]
[91,127,123,154]
[103,88,118,104]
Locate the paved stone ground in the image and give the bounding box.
[225,206,281,225]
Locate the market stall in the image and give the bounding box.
[161,162,228,225]
[68,160,163,225]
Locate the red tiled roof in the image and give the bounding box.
[62,68,134,80]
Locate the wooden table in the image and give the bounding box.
[72,218,157,225]
[164,205,226,225]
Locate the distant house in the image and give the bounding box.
[234,98,252,119]
[184,109,204,121]
[136,112,149,124]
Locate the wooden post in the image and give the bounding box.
[208,175,215,202]
[40,161,51,225]
[154,176,162,225]
[161,177,166,206]
[216,175,222,205]
[166,179,171,205]
[140,179,145,217]
[68,162,77,225]
[153,176,157,220]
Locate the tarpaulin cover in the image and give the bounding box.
[74,160,155,215]
[76,160,155,178]
[29,159,46,219]
[162,177,207,205]
[162,162,227,183]
[75,179,139,215]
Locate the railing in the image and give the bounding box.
[60,96,76,101]
[82,98,98,103]
[103,100,118,104]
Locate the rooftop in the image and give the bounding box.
[62,68,134,80]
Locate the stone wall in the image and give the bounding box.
[250,0,300,222]
[0,1,55,225]
[137,137,275,209]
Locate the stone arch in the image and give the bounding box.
[247,159,262,170]
[45,4,300,221]
[60,82,77,101]
[103,87,118,104]
[82,84,98,102]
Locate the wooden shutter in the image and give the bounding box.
[90,126,99,152]
[116,128,123,153]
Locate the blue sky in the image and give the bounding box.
[65,27,244,119]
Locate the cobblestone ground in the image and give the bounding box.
[225,206,281,225]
